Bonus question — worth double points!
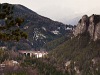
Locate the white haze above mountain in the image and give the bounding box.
[0,0,100,25]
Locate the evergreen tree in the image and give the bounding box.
[0,3,27,41]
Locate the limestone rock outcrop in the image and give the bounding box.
[73,14,100,41]
[73,15,89,36]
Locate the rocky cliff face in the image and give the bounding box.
[73,14,100,41]
[73,15,89,36]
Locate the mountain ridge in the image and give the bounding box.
[0,3,73,50]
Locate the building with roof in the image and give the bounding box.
[18,50,48,58]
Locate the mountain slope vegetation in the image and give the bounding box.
[43,34,71,51]
[49,33,100,75]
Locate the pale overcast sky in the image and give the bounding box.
[0,0,100,24]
